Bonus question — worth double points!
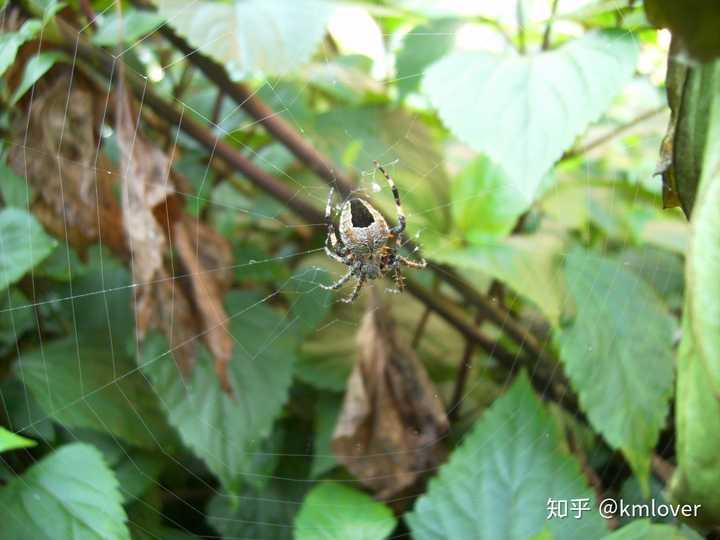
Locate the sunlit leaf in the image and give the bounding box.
[423,30,639,205]
[0,208,57,291]
[406,372,606,540]
[0,426,36,453]
[556,250,675,486]
[153,0,335,78]
[450,154,528,242]
[295,483,397,540]
[0,443,131,540]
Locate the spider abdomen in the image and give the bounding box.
[339,198,389,254]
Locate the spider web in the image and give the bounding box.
[0,1,680,539]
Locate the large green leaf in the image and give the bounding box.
[153,0,335,78]
[140,292,296,493]
[556,250,675,485]
[0,158,33,209]
[0,208,57,291]
[294,483,396,540]
[422,31,639,205]
[670,310,720,526]
[15,337,176,449]
[0,443,130,540]
[0,426,36,453]
[406,372,606,540]
[427,232,567,325]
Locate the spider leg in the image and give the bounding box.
[398,254,427,269]
[385,264,405,294]
[373,160,405,235]
[324,245,345,263]
[319,268,354,290]
[341,276,366,303]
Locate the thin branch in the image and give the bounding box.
[516,0,527,54]
[562,106,666,161]
[541,0,560,51]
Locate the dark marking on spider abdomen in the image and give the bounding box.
[350,199,375,227]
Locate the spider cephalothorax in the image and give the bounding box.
[320,161,426,303]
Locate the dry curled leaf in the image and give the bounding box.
[332,289,448,504]
[115,80,234,391]
[9,71,124,254]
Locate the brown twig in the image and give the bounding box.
[562,106,667,161]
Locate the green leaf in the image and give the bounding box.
[422,30,639,205]
[450,155,529,242]
[140,292,297,493]
[0,288,35,356]
[0,426,36,452]
[287,267,332,340]
[0,208,57,291]
[655,55,720,216]
[0,20,42,78]
[153,0,335,78]
[670,308,720,525]
[0,159,33,209]
[91,10,164,46]
[645,0,720,62]
[10,51,66,105]
[406,372,606,540]
[671,70,720,524]
[295,483,396,540]
[0,443,131,540]
[556,250,675,486]
[601,520,703,540]
[396,18,459,99]
[15,337,176,449]
[427,232,567,325]
[296,320,356,392]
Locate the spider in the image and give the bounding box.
[320,161,426,303]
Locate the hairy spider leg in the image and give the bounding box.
[342,276,366,303]
[373,161,406,235]
[398,255,427,269]
[385,264,405,294]
[319,267,354,290]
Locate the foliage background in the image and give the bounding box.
[0,0,718,539]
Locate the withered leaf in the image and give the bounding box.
[115,80,233,391]
[9,71,124,254]
[332,289,448,504]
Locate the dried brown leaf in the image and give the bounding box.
[332,289,448,504]
[173,218,234,393]
[8,71,124,254]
